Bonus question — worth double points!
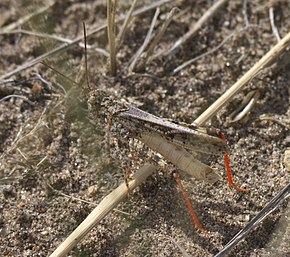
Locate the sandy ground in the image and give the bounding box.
[0,1,289,256]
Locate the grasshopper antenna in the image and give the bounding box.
[83,21,91,91]
[40,61,80,87]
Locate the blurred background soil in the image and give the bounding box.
[0,0,289,256]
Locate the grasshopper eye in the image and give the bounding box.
[206,127,220,137]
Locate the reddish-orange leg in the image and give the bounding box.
[219,133,249,193]
[173,171,206,232]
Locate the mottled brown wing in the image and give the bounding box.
[117,105,229,155]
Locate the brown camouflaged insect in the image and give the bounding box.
[87,89,248,230]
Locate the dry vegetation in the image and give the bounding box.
[0,0,289,256]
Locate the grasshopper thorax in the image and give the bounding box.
[87,89,129,120]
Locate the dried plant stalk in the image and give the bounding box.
[194,30,290,126]
[116,0,137,49]
[49,164,157,257]
[107,0,117,76]
[136,7,179,71]
[163,0,228,56]
[129,7,160,72]
[0,0,173,80]
[0,1,55,33]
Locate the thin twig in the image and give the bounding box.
[194,30,290,126]
[136,7,179,71]
[116,0,138,50]
[0,29,72,42]
[242,0,249,27]
[162,0,228,56]
[129,8,160,72]
[0,94,33,104]
[258,114,290,130]
[107,0,117,76]
[0,29,109,57]
[269,0,281,42]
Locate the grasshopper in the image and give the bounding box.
[87,89,247,230]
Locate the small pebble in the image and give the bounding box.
[40,230,48,236]
[87,185,97,197]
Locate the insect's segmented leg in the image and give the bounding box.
[173,171,205,232]
[219,133,249,192]
[130,142,140,167]
[125,166,132,196]
[105,113,114,156]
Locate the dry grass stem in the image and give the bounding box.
[0,29,71,42]
[269,1,281,42]
[116,0,138,50]
[1,29,109,57]
[214,183,290,256]
[107,0,117,76]
[258,115,290,130]
[49,164,157,257]
[129,8,160,72]
[194,30,290,126]
[0,1,55,33]
[163,0,228,56]
[136,7,179,71]
[229,90,260,123]
[242,0,249,27]
[0,0,172,80]
[0,94,32,104]
[172,24,259,75]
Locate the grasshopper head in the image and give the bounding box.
[87,89,112,118]
[87,89,128,122]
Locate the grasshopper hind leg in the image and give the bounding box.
[173,170,206,232]
[219,132,249,192]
